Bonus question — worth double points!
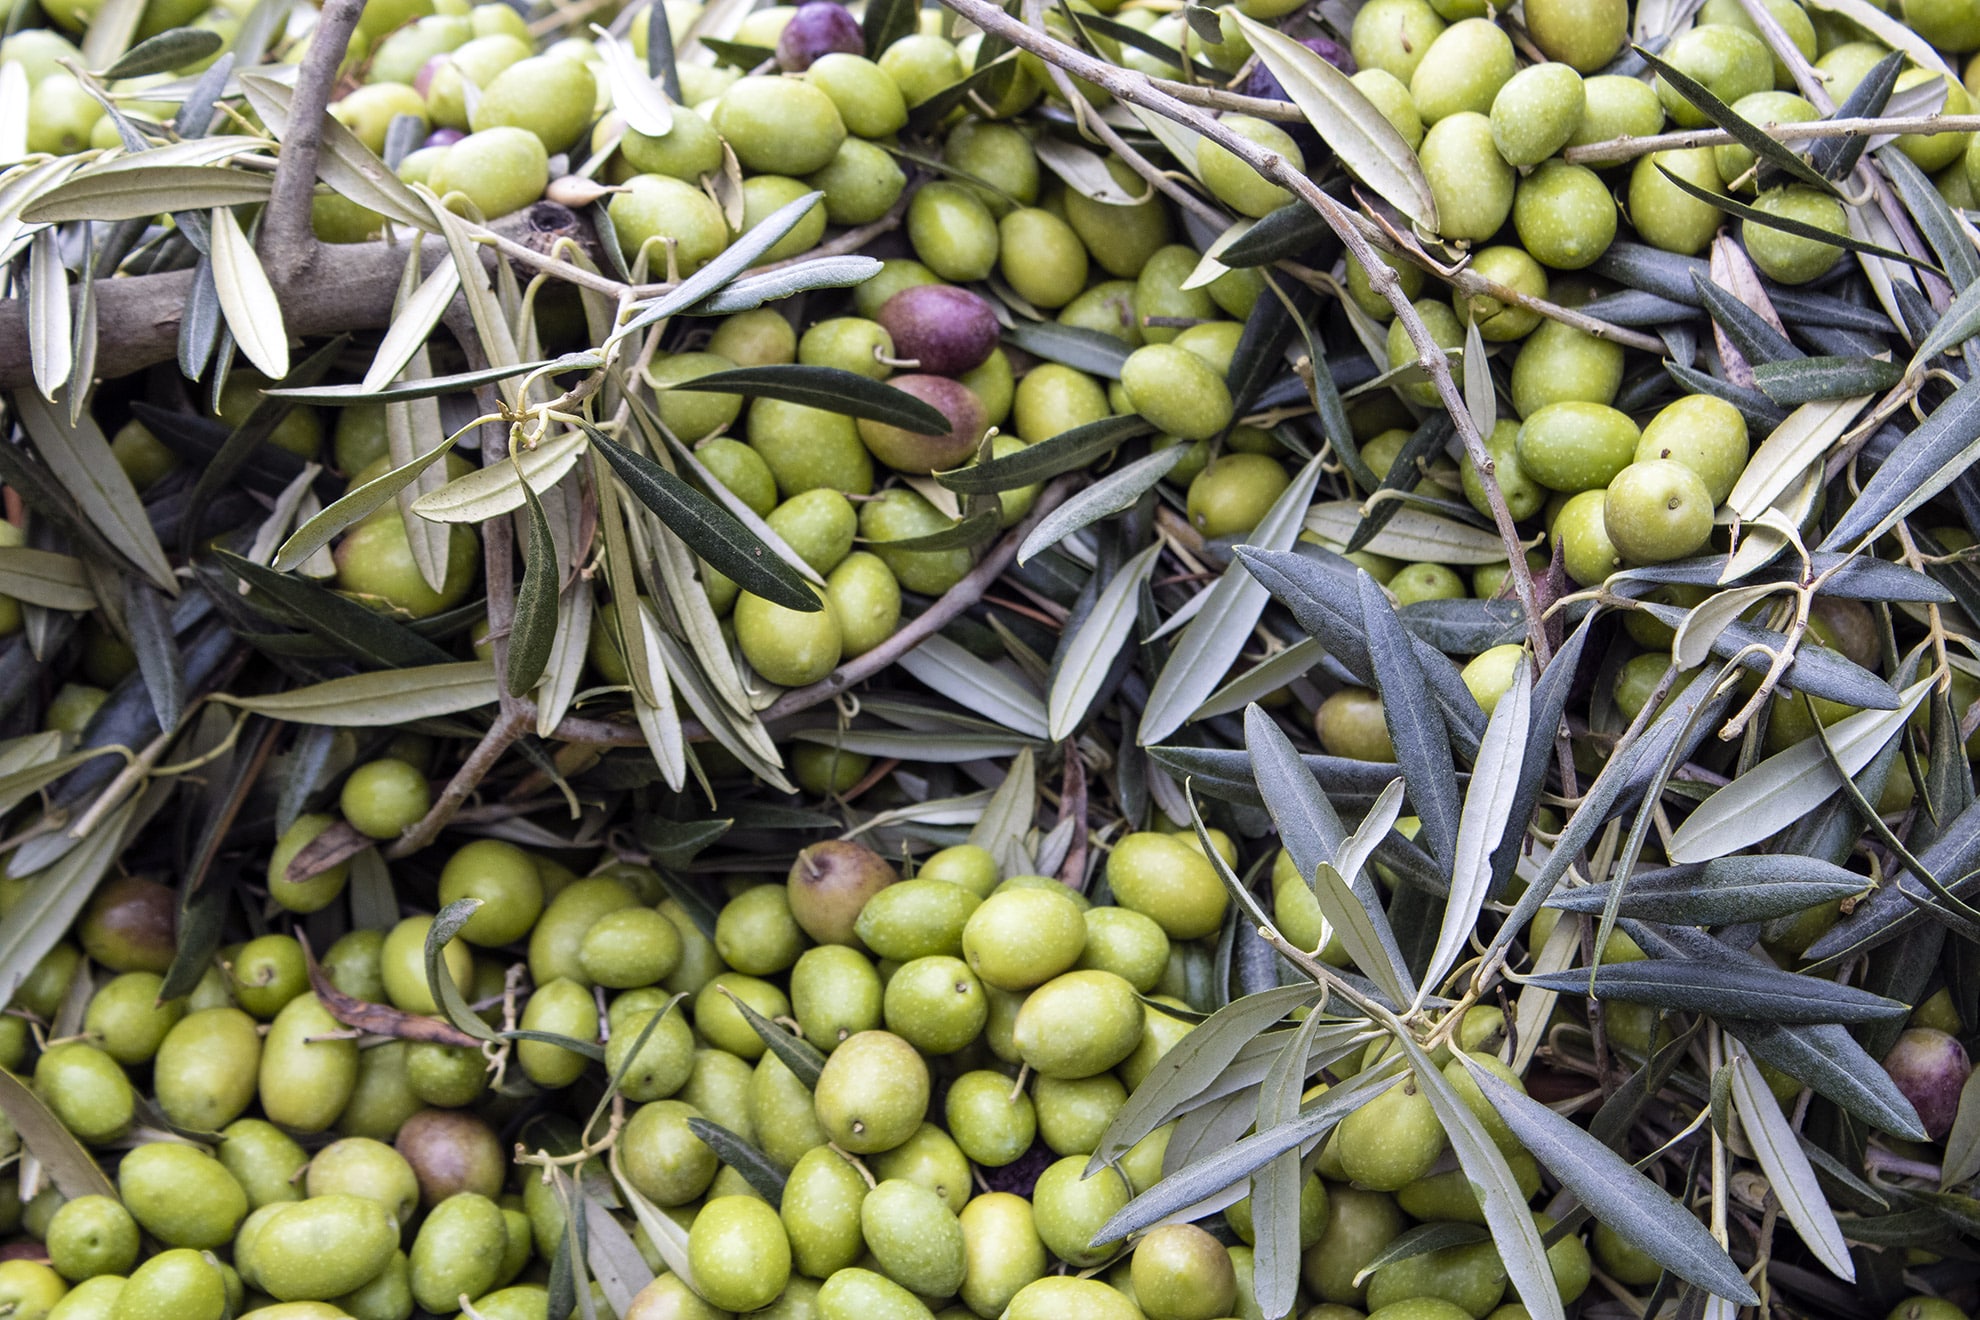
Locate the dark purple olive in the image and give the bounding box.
[787,839,899,946]
[423,127,466,149]
[876,285,1000,377]
[1881,1027,1972,1141]
[1240,35,1354,101]
[775,1,863,72]
[79,875,176,974]
[856,375,987,474]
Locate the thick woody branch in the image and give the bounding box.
[0,204,599,391]
[262,0,368,281]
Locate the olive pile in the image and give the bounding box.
[0,826,1568,1320]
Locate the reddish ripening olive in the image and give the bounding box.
[877,285,1000,377]
[776,1,863,71]
[79,876,177,975]
[1881,1027,1972,1141]
[788,839,900,946]
[856,375,988,474]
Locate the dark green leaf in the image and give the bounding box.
[182,335,346,552]
[1220,203,1333,267]
[905,58,1021,134]
[690,257,883,314]
[1811,50,1902,179]
[866,506,1000,553]
[1346,413,1450,554]
[1002,319,1131,379]
[423,899,501,1044]
[1523,958,1906,1024]
[1633,602,1899,709]
[507,478,559,697]
[1152,745,1402,812]
[210,549,454,669]
[1634,44,1834,192]
[1545,857,1868,925]
[1881,150,1980,288]
[178,256,222,382]
[1751,355,1903,405]
[586,427,821,613]
[1079,9,1219,77]
[175,51,234,138]
[1353,1222,1491,1284]
[939,415,1150,492]
[700,36,774,65]
[1804,795,1980,966]
[266,353,598,404]
[1729,1017,1928,1139]
[1461,1060,1758,1303]
[667,364,950,432]
[718,982,826,1087]
[686,1119,787,1205]
[637,817,732,869]
[862,0,917,57]
[1357,571,1459,871]
[158,876,229,1001]
[1690,275,1799,364]
[1821,373,1980,550]
[1664,361,1789,432]
[1659,164,1937,271]
[124,579,183,732]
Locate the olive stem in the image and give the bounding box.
[1562,113,1980,166]
[1144,76,1308,122]
[938,0,1553,666]
[261,0,369,284]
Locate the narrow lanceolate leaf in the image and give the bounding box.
[686,1119,786,1205]
[1462,320,1495,437]
[1089,983,1326,1171]
[897,634,1048,739]
[10,391,177,594]
[586,427,820,613]
[423,899,501,1043]
[616,190,823,338]
[1139,454,1323,744]
[1823,374,1980,550]
[0,1070,118,1200]
[1304,501,1511,563]
[1049,540,1162,740]
[1462,1057,1757,1303]
[667,365,950,433]
[208,205,288,379]
[939,415,1148,493]
[213,662,499,725]
[21,166,274,222]
[1232,12,1435,229]
[0,791,149,1032]
[691,256,883,313]
[100,26,225,78]
[1253,1009,1330,1319]
[508,476,560,697]
[1634,44,1834,193]
[969,746,1036,880]
[1001,319,1130,379]
[1094,1060,1404,1243]
[1018,445,1184,564]
[412,427,588,524]
[1524,958,1906,1024]
[1750,355,1902,406]
[362,260,460,391]
[0,550,94,611]
[27,229,71,402]
[1673,582,1785,670]
[272,433,459,570]
[1358,570,1459,871]
[1667,677,1932,861]
[1729,1050,1855,1279]
[237,72,432,232]
[1421,657,1527,1001]
[1941,1067,1980,1190]
[1545,856,1868,925]
[1400,1043,1562,1320]
[594,26,672,136]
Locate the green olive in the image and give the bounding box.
[1350,0,1448,83]
[1512,161,1617,271]
[1420,112,1514,242]
[1628,147,1725,257]
[1742,185,1847,284]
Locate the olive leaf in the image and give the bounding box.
[1019,445,1181,564]
[585,426,820,613]
[1001,320,1131,378]
[27,228,70,403]
[21,167,276,223]
[1635,44,1834,193]
[1545,856,1867,925]
[717,982,826,1087]
[272,433,460,571]
[0,1069,119,1200]
[212,662,501,726]
[897,635,1049,740]
[1048,540,1162,740]
[1524,958,1906,1024]
[939,415,1148,493]
[99,26,224,79]
[507,476,561,697]
[1232,12,1435,229]
[686,1119,787,1204]
[412,427,590,525]
[1460,1056,1758,1303]
[1729,1050,1855,1278]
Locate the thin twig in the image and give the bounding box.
[1563,113,1980,166]
[387,705,534,857]
[261,0,368,282]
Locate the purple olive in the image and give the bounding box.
[855,374,987,474]
[775,1,863,72]
[1881,1027,1972,1141]
[876,284,1000,377]
[423,127,466,149]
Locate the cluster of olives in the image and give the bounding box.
[0,816,1565,1320]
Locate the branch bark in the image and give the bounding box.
[0,204,597,391]
[261,0,368,282]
